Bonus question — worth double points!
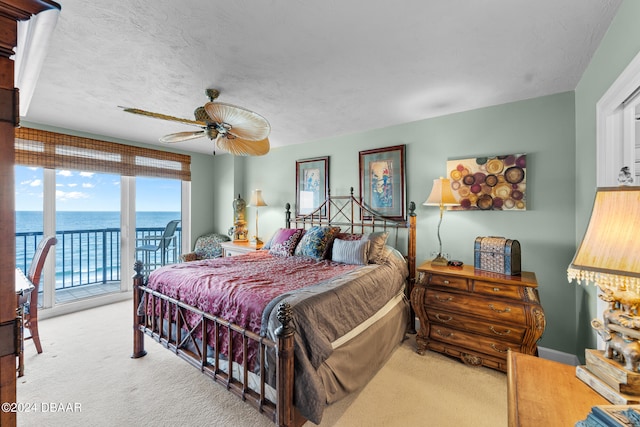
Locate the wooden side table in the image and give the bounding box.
[220,240,261,257]
[508,351,607,426]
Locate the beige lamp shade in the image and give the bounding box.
[424,177,459,207]
[567,186,640,294]
[249,189,267,207]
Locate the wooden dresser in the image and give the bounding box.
[411,262,546,372]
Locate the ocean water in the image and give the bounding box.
[16,211,181,288]
[16,211,181,233]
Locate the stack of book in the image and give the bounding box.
[576,405,640,426]
[576,349,640,404]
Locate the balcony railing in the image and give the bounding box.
[15,227,182,291]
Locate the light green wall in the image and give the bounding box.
[574,0,640,353]
[189,153,222,241]
[209,92,577,354]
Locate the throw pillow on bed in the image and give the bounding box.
[293,226,341,260]
[261,228,281,250]
[331,238,370,265]
[268,228,304,257]
[335,232,363,241]
[362,231,389,264]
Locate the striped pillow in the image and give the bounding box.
[331,239,370,265]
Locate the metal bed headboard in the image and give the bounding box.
[285,188,415,245]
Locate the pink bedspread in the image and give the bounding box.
[145,251,359,365]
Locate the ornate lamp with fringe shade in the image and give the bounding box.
[568,186,640,402]
[424,177,460,266]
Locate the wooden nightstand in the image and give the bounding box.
[411,261,546,372]
[220,241,262,257]
[508,351,607,426]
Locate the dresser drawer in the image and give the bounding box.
[426,273,469,291]
[426,309,526,343]
[425,289,527,324]
[429,324,520,358]
[224,249,244,257]
[473,280,523,300]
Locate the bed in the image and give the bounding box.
[132,190,417,426]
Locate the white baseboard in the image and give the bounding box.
[538,346,580,366]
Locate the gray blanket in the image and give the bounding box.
[262,245,408,424]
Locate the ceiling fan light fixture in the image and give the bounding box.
[121,88,270,156]
[205,127,219,140]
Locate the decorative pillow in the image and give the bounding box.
[268,228,304,257]
[261,228,281,250]
[362,231,389,264]
[293,226,341,259]
[335,232,363,241]
[332,239,370,265]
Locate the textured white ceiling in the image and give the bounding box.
[23,0,622,155]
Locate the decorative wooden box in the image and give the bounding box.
[474,236,521,276]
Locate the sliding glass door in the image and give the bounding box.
[14,167,186,310]
[54,169,122,303]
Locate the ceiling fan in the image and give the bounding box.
[120,89,270,156]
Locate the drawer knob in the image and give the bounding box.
[435,294,453,302]
[492,287,501,292]
[436,329,453,338]
[490,343,510,354]
[489,326,511,336]
[443,280,450,285]
[435,314,453,323]
[488,304,511,313]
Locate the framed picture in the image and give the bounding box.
[359,145,406,220]
[446,153,527,211]
[295,156,329,217]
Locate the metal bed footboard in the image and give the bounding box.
[131,261,298,426]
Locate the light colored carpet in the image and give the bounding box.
[17,299,507,426]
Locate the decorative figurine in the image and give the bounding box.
[229,194,248,241]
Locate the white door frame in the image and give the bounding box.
[594,49,640,349]
[596,51,640,185]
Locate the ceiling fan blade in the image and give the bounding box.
[119,106,207,127]
[204,102,271,141]
[159,131,205,143]
[216,136,270,156]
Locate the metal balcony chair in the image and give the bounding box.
[136,220,181,272]
[23,236,57,356]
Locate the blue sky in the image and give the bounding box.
[15,166,180,212]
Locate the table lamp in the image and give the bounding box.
[249,189,267,247]
[424,177,460,266]
[567,186,640,401]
